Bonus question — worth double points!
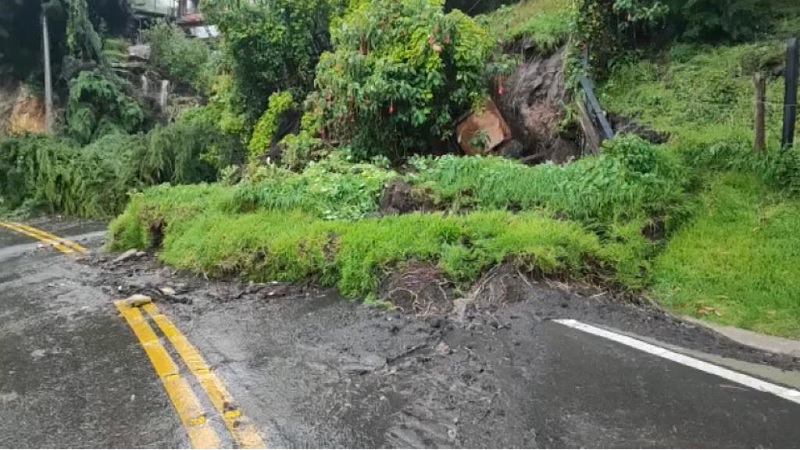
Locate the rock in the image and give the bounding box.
[114,249,140,263]
[159,287,176,296]
[127,44,151,61]
[435,342,452,355]
[125,294,153,308]
[456,99,511,155]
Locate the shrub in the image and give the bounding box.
[203,0,346,117]
[248,91,296,159]
[0,117,241,217]
[230,153,396,220]
[573,0,772,74]
[142,21,212,92]
[66,69,145,145]
[310,0,510,160]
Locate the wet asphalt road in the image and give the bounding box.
[0,221,799,448]
[0,223,186,448]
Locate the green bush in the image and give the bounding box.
[230,154,395,220]
[142,21,212,92]
[0,133,145,217]
[0,118,241,217]
[66,69,145,145]
[248,91,296,159]
[310,0,510,160]
[573,0,773,74]
[203,0,346,117]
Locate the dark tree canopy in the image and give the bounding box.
[0,0,131,81]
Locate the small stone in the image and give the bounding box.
[126,294,153,307]
[159,287,177,296]
[447,428,457,441]
[435,342,451,355]
[114,249,140,263]
[135,251,147,258]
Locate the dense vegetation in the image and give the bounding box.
[2,0,800,336]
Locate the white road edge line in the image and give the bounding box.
[554,319,800,405]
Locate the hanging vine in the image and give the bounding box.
[66,0,103,62]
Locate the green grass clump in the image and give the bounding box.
[230,156,396,220]
[107,134,685,296]
[482,0,570,50]
[600,41,787,158]
[653,173,800,337]
[601,37,800,337]
[110,188,610,298]
[411,135,687,225]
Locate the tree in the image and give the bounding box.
[308,0,509,160]
[203,0,347,118]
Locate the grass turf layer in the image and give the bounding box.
[600,29,800,337]
[652,173,800,338]
[110,186,620,299]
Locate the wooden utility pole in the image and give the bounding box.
[41,6,54,133]
[782,38,799,149]
[754,72,766,153]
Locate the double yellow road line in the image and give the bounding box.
[117,300,266,449]
[1,220,265,448]
[0,220,87,253]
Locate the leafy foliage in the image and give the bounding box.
[231,153,395,220]
[572,0,772,74]
[66,0,103,62]
[66,69,145,144]
[203,0,346,117]
[410,135,687,225]
[142,21,212,92]
[0,119,238,217]
[248,91,296,158]
[310,0,510,160]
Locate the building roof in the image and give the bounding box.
[129,0,175,17]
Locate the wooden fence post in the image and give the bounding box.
[782,38,799,149]
[754,73,766,153]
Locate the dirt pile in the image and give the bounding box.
[495,47,581,164]
[379,179,437,215]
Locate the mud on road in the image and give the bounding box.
[86,251,800,448]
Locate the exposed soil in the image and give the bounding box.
[495,47,582,165]
[77,248,800,447]
[379,179,438,216]
[87,253,800,373]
